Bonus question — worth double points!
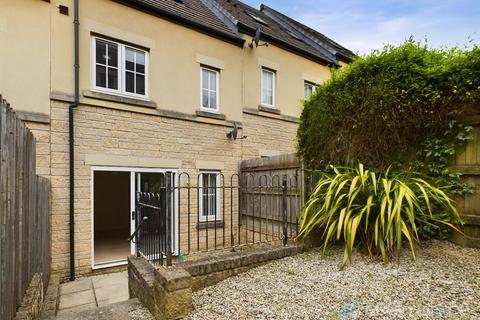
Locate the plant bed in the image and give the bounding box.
[188,240,480,320]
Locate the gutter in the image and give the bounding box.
[237,22,338,67]
[113,0,245,47]
[69,0,80,281]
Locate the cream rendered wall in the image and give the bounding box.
[0,0,51,115]
[242,35,332,118]
[51,0,244,121]
[50,1,332,121]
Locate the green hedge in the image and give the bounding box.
[297,39,480,169]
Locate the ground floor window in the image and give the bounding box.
[199,172,220,221]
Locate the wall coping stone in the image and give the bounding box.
[155,267,192,292]
[129,245,301,319]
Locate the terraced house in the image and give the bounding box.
[0,0,353,280]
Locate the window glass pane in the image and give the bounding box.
[209,92,216,109]
[202,89,209,109]
[125,71,134,93]
[304,84,310,98]
[108,43,118,67]
[107,67,118,89]
[202,193,208,217]
[262,70,274,105]
[136,52,145,74]
[201,174,218,217]
[125,48,135,72]
[209,71,216,91]
[96,65,106,88]
[136,74,145,95]
[202,69,209,90]
[96,40,107,65]
[266,92,272,105]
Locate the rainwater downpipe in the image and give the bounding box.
[69,0,80,281]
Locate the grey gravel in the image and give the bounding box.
[188,240,480,320]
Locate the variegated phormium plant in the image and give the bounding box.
[298,164,462,267]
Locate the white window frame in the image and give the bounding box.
[200,66,220,113]
[304,81,318,99]
[91,36,150,100]
[261,68,276,108]
[198,171,221,222]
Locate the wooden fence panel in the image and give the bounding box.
[451,114,480,247]
[239,154,304,239]
[0,96,51,320]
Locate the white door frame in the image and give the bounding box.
[91,166,179,270]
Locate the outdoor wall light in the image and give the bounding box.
[227,123,247,140]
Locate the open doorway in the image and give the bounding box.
[92,168,178,268]
[93,171,131,266]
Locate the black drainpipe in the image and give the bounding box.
[69,0,80,281]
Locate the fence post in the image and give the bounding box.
[165,172,173,267]
[282,175,288,246]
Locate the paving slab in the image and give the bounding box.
[97,295,131,307]
[55,298,154,320]
[56,302,97,317]
[92,271,128,289]
[95,282,129,302]
[58,290,96,310]
[60,278,92,295]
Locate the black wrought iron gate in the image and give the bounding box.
[131,172,175,266]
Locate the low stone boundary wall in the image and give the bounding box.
[14,272,54,320]
[128,244,301,320]
[39,274,61,320]
[184,245,301,291]
[129,256,192,320]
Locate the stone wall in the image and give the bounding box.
[242,112,298,159]
[128,256,192,320]
[184,244,301,291]
[128,244,301,320]
[14,273,45,320]
[48,101,299,278]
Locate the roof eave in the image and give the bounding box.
[238,22,338,67]
[113,0,245,47]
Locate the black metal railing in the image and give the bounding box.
[130,171,302,267]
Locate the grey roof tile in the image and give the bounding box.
[116,0,353,65]
[213,0,338,65]
[116,0,243,42]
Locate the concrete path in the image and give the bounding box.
[57,271,133,318]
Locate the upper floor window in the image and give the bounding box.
[261,68,275,107]
[201,67,219,112]
[304,81,318,99]
[92,36,149,98]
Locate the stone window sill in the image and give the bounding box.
[83,90,157,109]
[195,110,226,120]
[196,221,225,230]
[258,105,280,114]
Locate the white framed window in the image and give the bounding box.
[261,68,275,107]
[91,36,149,99]
[304,81,318,99]
[199,172,221,221]
[200,67,220,112]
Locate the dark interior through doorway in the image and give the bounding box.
[93,171,131,265]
